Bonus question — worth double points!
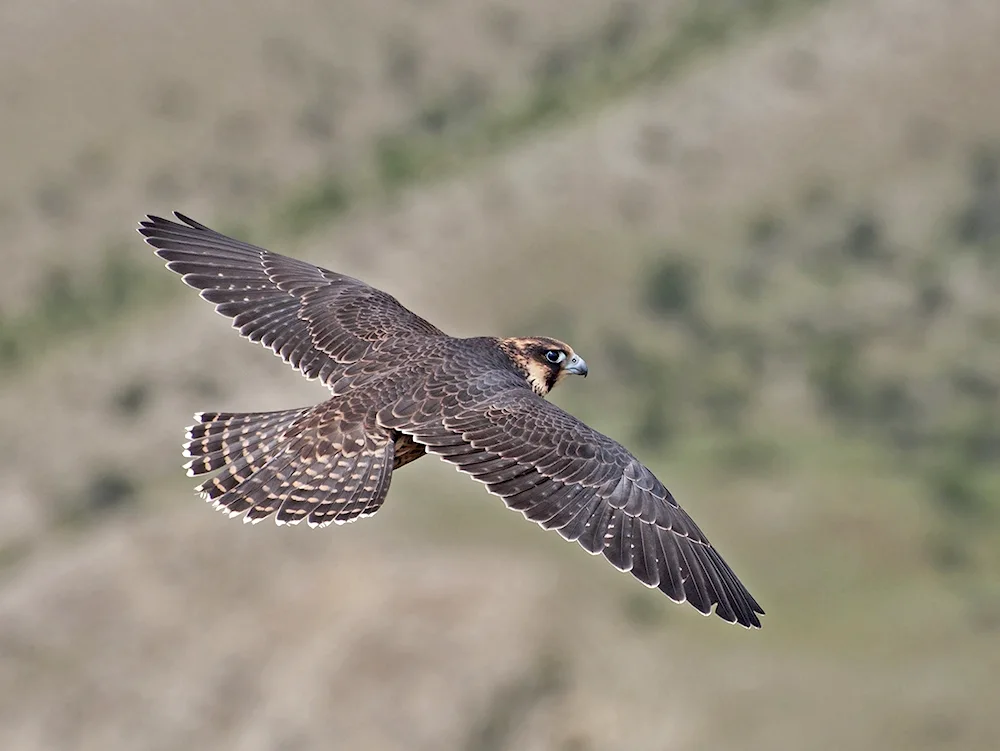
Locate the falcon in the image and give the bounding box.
[139,212,764,628]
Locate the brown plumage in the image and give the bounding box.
[139,212,765,628]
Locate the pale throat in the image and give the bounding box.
[523,359,556,396]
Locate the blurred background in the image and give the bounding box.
[1,0,999,749]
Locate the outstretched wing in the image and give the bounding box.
[138,212,445,385]
[387,389,764,628]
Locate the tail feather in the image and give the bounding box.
[183,408,309,477]
[359,453,394,520]
[305,443,392,527]
[181,405,395,527]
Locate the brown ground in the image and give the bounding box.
[2,0,1000,749]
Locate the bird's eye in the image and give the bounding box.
[545,350,566,364]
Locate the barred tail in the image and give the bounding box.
[183,408,310,477]
[180,406,395,528]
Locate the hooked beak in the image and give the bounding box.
[564,354,588,377]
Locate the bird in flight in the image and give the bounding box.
[139,213,764,628]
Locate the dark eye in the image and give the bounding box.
[545,349,565,364]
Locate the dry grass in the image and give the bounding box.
[2,0,1000,749]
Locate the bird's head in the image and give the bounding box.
[499,336,588,396]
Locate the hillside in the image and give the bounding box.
[2,0,1000,749]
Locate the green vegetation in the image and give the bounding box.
[588,144,1000,584]
[644,256,700,320]
[0,246,176,375]
[274,0,829,237]
[7,4,993,593]
[0,0,833,384]
[276,176,353,236]
[5,2,1000,748]
[4,0,829,363]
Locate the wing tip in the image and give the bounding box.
[710,590,765,629]
[137,210,203,231]
[137,212,212,258]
